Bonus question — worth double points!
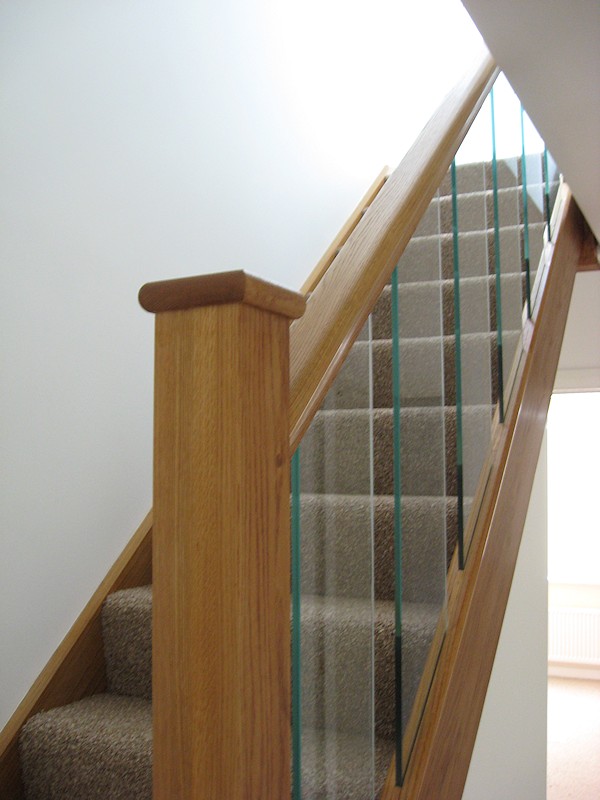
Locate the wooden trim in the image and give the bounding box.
[139,269,306,319]
[151,285,301,798]
[0,512,153,800]
[289,53,498,452]
[300,167,390,295]
[380,187,583,800]
[578,217,599,270]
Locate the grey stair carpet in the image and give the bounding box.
[20,695,152,800]
[18,158,539,800]
[296,158,536,797]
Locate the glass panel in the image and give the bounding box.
[520,106,545,317]
[544,147,561,241]
[452,141,494,568]
[392,188,448,780]
[291,448,302,800]
[292,318,377,797]
[291,69,560,798]
[490,76,528,415]
[450,107,494,563]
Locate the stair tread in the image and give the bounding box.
[301,593,440,629]
[314,404,493,417]
[300,491,457,503]
[20,694,151,800]
[407,222,544,246]
[384,271,525,293]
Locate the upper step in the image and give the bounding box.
[394,221,544,285]
[372,273,526,342]
[102,585,152,700]
[324,331,519,411]
[301,405,492,498]
[300,492,451,605]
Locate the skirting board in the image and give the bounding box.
[549,661,600,681]
[554,368,600,392]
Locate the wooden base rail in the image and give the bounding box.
[141,273,305,799]
[380,187,585,800]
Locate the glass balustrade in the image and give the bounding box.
[291,316,377,798]
[291,69,559,797]
[490,75,530,416]
[449,94,494,565]
[544,147,561,242]
[390,188,448,782]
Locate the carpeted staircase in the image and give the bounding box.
[18,158,547,799]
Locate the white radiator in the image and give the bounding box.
[548,607,600,665]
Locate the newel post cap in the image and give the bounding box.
[139,269,306,320]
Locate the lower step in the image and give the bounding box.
[20,694,394,800]
[20,694,152,800]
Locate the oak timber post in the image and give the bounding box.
[140,270,305,800]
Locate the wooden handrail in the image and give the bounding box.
[380,186,585,800]
[289,51,498,451]
[300,166,390,295]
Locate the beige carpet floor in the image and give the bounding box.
[548,677,600,799]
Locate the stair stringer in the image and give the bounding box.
[380,187,584,800]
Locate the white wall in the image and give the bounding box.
[462,435,548,800]
[461,0,600,242]
[547,392,600,586]
[554,271,600,391]
[0,2,484,728]
[462,272,600,795]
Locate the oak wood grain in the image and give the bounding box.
[152,294,300,799]
[578,216,599,270]
[301,167,390,295]
[139,269,306,319]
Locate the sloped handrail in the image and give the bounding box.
[300,166,390,295]
[290,51,498,451]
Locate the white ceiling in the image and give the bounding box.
[461,0,600,242]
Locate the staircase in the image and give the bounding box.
[17,157,544,799]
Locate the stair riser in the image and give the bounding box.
[301,407,492,500]
[102,587,152,701]
[327,332,520,412]
[300,495,453,604]
[300,600,438,740]
[371,271,530,343]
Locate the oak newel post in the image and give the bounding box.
[139,271,306,800]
